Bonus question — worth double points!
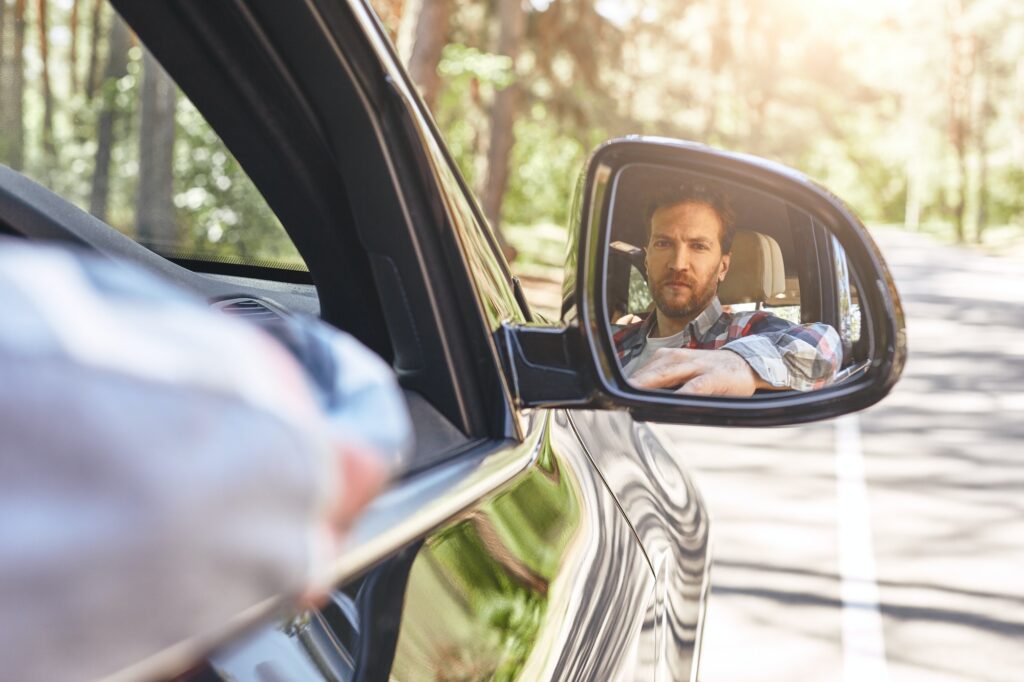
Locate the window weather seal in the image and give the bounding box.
[168,256,314,284]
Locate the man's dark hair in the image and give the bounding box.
[645,181,737,253]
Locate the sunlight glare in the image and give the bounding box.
[809,0,911,17]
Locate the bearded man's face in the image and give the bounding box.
[645,201,730,322]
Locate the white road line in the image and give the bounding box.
[835,413,889,682]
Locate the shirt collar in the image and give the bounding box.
[645,296,724,341]
[690,296,724,339]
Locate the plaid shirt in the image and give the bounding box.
[613,297,842,391]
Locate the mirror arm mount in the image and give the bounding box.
[498,323,601,408]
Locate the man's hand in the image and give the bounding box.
[300,444,389,609]
[629,348,772,396]
[328,445,390,536]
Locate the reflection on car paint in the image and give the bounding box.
[390,410,654,680]
[388,425,580,678]
[419,137,525,330]
[567,409,712,681]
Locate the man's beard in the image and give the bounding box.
[651,272,719,320]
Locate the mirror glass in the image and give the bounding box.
[603,164,868,397]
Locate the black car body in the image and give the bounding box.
[0,1,905,679]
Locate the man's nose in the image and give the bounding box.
[668,246,689,271]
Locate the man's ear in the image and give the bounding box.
[718,253,731,282]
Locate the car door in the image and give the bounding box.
[67,1,688,680]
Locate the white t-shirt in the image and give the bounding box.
[622,326,692,377]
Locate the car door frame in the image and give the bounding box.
[112,0,525,446]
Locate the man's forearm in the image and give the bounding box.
[723,322,842,391]
[723,335,792,389]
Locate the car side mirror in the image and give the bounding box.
[500,137,906,426]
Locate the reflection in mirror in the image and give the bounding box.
[605,164,857,397]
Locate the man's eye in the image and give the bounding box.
[693,242,709,251]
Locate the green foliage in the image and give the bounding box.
[438,43,515,88]
[0,2,303,270]
[485,590,546,681]
[414,0,1024,256]
[172,99,302,267]
[990,167,1024,226]
[501,104,588,227]
[433,43,518,187]
[627,266,652,315]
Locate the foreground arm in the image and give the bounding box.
[0,242,410,681]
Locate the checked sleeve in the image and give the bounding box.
[722,315,842,391]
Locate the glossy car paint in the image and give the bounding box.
[567,410,712,681]
[386,411,655,680]
[211,0,710,678]
[194,337,716,682]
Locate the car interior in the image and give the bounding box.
[0,163,487,473]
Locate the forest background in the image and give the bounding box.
[377,0,1024,306]
[2,0,1023,307]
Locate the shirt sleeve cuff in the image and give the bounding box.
[723,336,790,388]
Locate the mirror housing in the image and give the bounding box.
[501,137,906,426]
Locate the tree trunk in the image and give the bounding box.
[136,49,178,252]
[37,0,56,163]
[408,0,450,111]
[89,16,129,221]
[68,0,79,94]
[84,0,103,100]
[946,0,974,243]
[480,0,524,258]
[901,72,923,231]
[703,0,733,141]
[6,0,26,170]
[0,0,9,161]
[0,0,7,79]
[951,151,968,243]
[743,12,779,157]
[975,70,991,244]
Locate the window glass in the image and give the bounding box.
[626,264,652,314]
[831,236,862,362]
[0,2,305,271]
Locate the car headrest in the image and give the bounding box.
[717,230,786,305]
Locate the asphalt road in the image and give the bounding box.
[656,228,1024,682]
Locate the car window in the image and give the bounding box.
[831,236,863,361]
[0,2,306,272]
